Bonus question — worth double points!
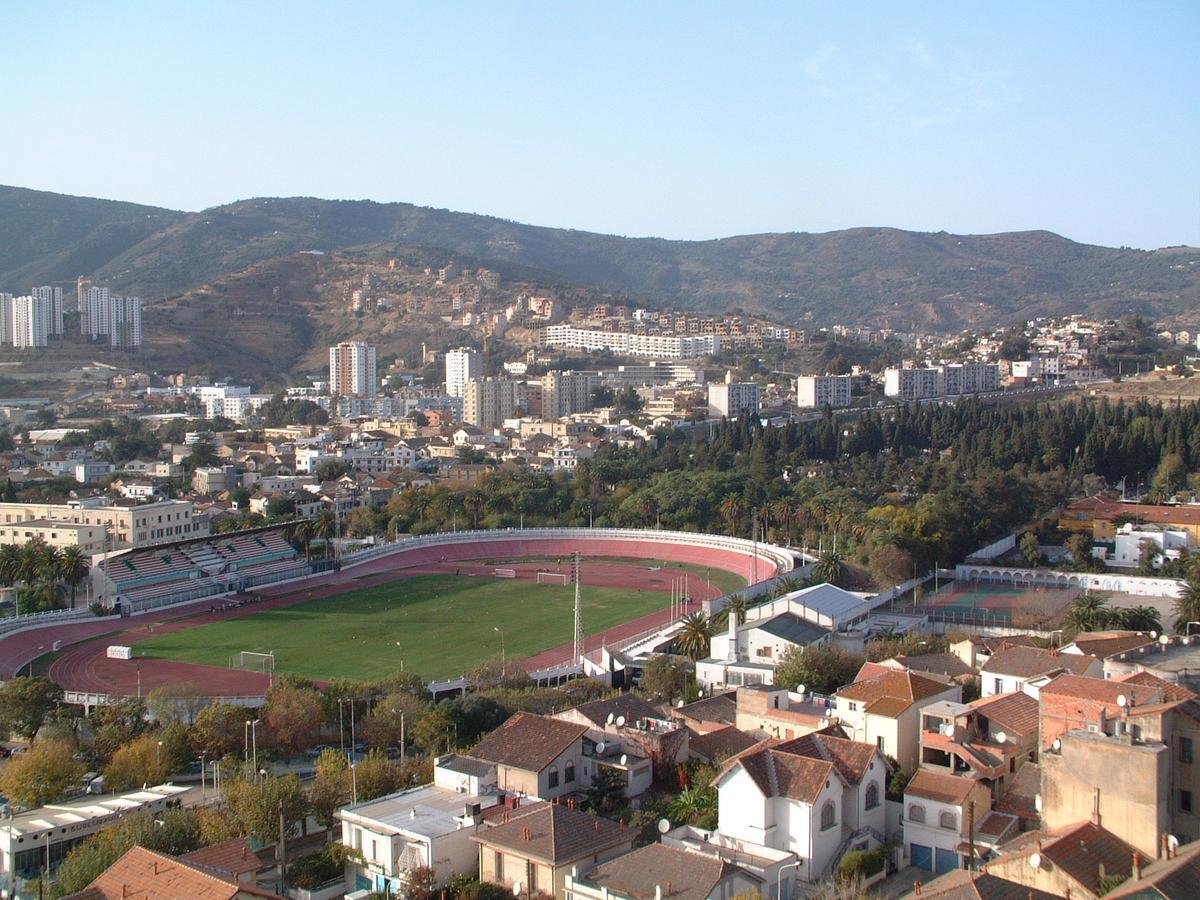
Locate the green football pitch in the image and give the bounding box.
[135,574,676,682]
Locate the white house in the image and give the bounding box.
[834,670,961,771]
[700,611,832,690]
[978,645,1101,698]
[713,731,888,885]
[902,769,993,875]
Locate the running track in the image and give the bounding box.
[36,556,724,697]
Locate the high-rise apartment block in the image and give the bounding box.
[884,363,1000,401]
[30,286,63,336]
[110,296,142,350]
[445,347,482,397]
[540,370,599,419]
[81,286,111,339]
[707,371,761,418]
[462,377,521,427]
[329,342,378,397]
[11,295,49,348]
[544,325,720,359]
[796,374,853,408]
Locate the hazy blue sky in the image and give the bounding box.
[3,2,1197,248]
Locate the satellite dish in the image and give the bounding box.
[619,754,629,766]
[616,716,626,727]
[825,708,834,718]
[1030,852,1042,870]
[1168,834,1180,853]
[1150,631,1158,639]
[941,723,954,736]
[797,683,806,695]
[1160,634,1171,646]
[677,699,685,708]
[606,713,615,725]
[512,881,523,896]
[995,731,1007,745]
[595,741,606,755]
[657,818,671,834]
[1117,694,1128,708]
[1052,739,1062,751]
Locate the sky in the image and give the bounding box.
[2,2,1197,249]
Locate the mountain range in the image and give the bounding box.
[2,184,1198,331]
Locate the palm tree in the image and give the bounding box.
[58,546,89,610]
[719,497,744,537]
[674,612,712,660]
[668,786,717,828]
[1065,590,1113,635]
[293,521,313,559]
[711,593,749,631]
[1118,605,1162,633]
[1173,581,1200,634]
[16,540,48,589]
[463,488,486,529]
[813,550,845,586]
[0,544,21,587]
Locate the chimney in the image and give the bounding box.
[1133,851,1142,881]
[1092,787,1101,826]
[655,886,663,900]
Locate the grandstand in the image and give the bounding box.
[93,526,310,613]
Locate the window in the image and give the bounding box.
[908,804,926,824]
[565,762,575,783]
[494,851,503,878]
[848,702,858,712]
[547,766,559,789]
[865,783,880,810]
[993,678,1004,694]
[939,811,956,830]
[1182,791,1193,814]
[820,800,837,831]
[528,863,538,892]
[876,736,885,752]
[1182,738,1194,765]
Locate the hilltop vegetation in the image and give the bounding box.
[3,185,1198,333]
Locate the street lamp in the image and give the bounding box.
[156,740,163,771]
[494,626,505,679]
[350,763,358,804]
[777,859,801,900]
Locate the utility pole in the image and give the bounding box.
[572,551,583,664]
[278,798,288,893]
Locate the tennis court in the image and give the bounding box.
[919,579,1076,626]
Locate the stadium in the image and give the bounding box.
[0,526,797,705]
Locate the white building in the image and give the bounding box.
[796,374,852,409]
[544,325,720,359]
[109,295,142,350]
[902,770,994,875]
[462,377,521,427]
[11,296,48,348]
[700,611,832,690]
[1110,523,1190,569]
[80,285,111,339]
[445,347,482,398]
[540,370,598,419]
[0,293,12,344]
[30,285,63,336]
[884,364,999,401]
[329,341,378,397]
[834,670,961,771]
[708,372,760,418]
[712,731,888,884]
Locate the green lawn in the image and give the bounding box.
[479,556,747,597]
[135,575,673,682]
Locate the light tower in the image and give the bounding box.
[572,551,584,663]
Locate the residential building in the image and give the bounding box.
[796,374,852,409]
[540,370,598,419]
[707,371,760,418]
[462,378,521,428]
[564,842,764,900]
[544,325,720,359]
[66,844,279,899]
[0,293,12,344]
[834,670,961,770]
[917,693,1040,798]
[445,346,482,397]
[30,285,63,335]
[979,645,1102,697]
[733,684,833,741]
[712,731,888,884]
[1060,495,1200,544]
[474,803,634,898]
[0,499,206,549]
[883,364,1000,400]
[329,341,377,397]
[80,285,111,339]
[0,518,109,554]
[338,776,503,895]
[109,295,142,350]
[11,295,48,348]
[982,820,1139,898]
[700,611,832,691]
[903,769,993,874]
[884,366,942,401]
[464,712,589,801]
[553,695,686,790]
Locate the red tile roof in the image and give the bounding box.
[968,691,1039,736]
[473,804,633,864]
[180,838,263,881]
[1067,495,1200,528]
[1116,671,1198,702]
[1068,631,1158,659]
[466,712,587,773]
[980,645,1099,679]
[77,846,281,899]
[837,670,954,715]
[775,732,880,786]
[905,769,979,806]
[581,843,754,900]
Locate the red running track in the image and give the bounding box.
[36,541,744,697]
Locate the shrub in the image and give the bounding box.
[837,848,886,882]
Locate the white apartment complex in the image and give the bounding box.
[30,286,63,336]
[707,372,760,418]
[884,363,1000,401]
[462,377,521,427]
[79,286,142,348]
[540,370,598,418]
[445,347,482,398]
[10,296,49,348]
[544,324,720,359]
[329,341,378,397]
[0,499,207,549]
[80,286,111,339]
[796,374,852,408]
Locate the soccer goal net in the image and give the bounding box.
[234,650,276,673]
[535,571,571,585]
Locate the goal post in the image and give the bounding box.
[236,650,276,673]
[535,571,570,585]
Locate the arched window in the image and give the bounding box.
[865,782,880,810]
[820,800,837,831]
[939,810,956,830]
[565,761,576,783]
[908,804,925,824]
[547,766,559,789]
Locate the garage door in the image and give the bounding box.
[910,844,932,870]
[934,848,959,874]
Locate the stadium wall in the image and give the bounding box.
[955,563,1184,599]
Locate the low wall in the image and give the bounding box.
[955,563,1184,599]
